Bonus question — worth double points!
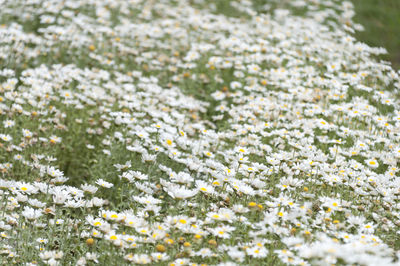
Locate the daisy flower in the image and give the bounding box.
[365,158,379,169]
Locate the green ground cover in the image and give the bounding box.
[352,0,400,69]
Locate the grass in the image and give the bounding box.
[351,0,400,69]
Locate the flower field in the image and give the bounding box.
[1,0,400,265]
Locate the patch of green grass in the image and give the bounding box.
[351,0,400,69]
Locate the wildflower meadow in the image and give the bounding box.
[1,0,400,265]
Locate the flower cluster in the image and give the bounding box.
[0,0,399,265]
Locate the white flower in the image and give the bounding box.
[196,248,213,258]
[246,245,268,258]
[28,198,46,208]
[76,257,87,266]
[0,134,12,142]
[49,135,62,144]
[85,252,99,263]
[151,252,169,261]
[21,206,42,220]
[96,179,113,188]
[195,180,215,194]
[3,120,15,128]
[170,171,193,184]
[166,186,197,199]
[211,91,226,100]
[125,254,151,264]
[208,225,235,239]
[228,247,245,262]
[47,166,64,178]
[36,238,48,244]
[87,144,95,149]
[81,184,98,194]
[18,183,38,194]
[52,188,71,204]
[230,81,242,89]
[365,158,379,169]
[22,129,33,138]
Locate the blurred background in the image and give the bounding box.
[352,0,400,69]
